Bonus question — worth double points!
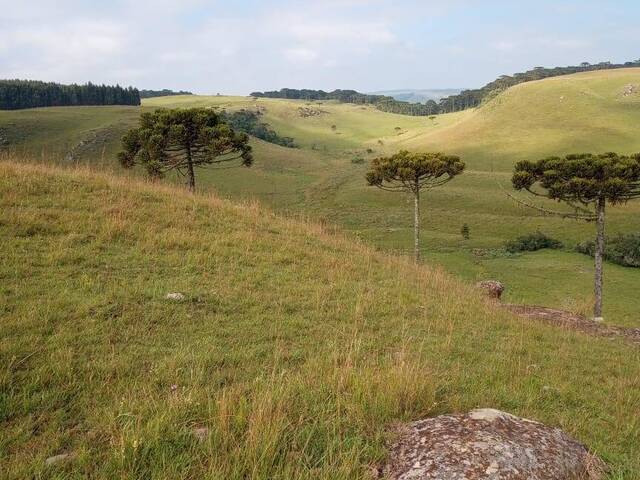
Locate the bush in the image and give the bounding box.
[576,233,640,267]
[504,231,563,253]
[461,223,470,240]
[351,157,365,164]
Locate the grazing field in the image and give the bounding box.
[2,69,640,325]
[1,160,639,479]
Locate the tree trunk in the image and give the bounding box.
[186,145,196,193]
[413,186,420,263]
[593,197,605,321]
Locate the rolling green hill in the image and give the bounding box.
[2,69,640,326]
[1,160,638,478]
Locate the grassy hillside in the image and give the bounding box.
[1,159,639,479]
[2,69,640,326]
[395,68,640,169]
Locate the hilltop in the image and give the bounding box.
[1,159,639,478]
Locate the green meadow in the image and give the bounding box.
[2,69,640,325]
[1,161,638,478]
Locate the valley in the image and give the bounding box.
[3,69,640,326]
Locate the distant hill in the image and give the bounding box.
[369,89,462,104]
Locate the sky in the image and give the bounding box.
[1,1,639,95]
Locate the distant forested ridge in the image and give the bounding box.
[252,60,640,116]
[140,89,193,99]
[250,88,440,116]
[0,80,140,110]
[438,60,640,113]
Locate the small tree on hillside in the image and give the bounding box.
[511,152,640,321]
[118,108,252,193]
[366,150,465,262]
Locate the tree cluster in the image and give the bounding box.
[222,109,296,148]
[0,79,140,110]
[140,89,193,99]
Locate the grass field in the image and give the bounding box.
[1,160,639,479]
[2,69,640,326]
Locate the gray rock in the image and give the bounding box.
[193,427,209,442]
[476,281,505,300]
[382,409,604,479]
[45,453,71,466]
[166,292,186,301]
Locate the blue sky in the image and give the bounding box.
[1,1,638,94]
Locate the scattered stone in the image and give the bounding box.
[45,453,71,466]
[166,292,185,301]
[297,106,328,118]
[476,280,505,300]
[193,427,209,442]
[382,409,605,479]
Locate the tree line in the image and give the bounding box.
[140,89,193,99]
[0,80,140,110]
[252,59,640,116]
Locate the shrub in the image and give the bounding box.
[504,231,563,253]
[576,233,640,267]
[351,157,365,164]
[461,223,470,240]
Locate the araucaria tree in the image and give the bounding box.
[512,152,640,321]
[118,108,253,192]
[366,150,465,262]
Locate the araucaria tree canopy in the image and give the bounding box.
[512,152,640,320]
[118,108,253,192]
[367,150,465,262]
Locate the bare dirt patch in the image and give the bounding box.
[504,304,640,346]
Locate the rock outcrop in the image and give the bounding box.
[382,409,604,479]
[476,280,504,300]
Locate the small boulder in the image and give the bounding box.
[382,408,604,479]
[193,426,209,442]
[45,453,71,466]
[166,292,185,301]
[476,280,505,300]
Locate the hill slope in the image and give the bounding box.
[393,68,640,169]
[1,160,639,478]
[2,69,640,326]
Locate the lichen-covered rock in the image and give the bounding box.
[382,409,604,479]
[476,280,505,299]
[166,292,185,301]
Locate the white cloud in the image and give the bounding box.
[0,0,636,94]
[284,48,319,63]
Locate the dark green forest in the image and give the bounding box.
[140,89,193,99]
[252,60,640,116]
[223,109,296,148]
[0,80,140,110]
